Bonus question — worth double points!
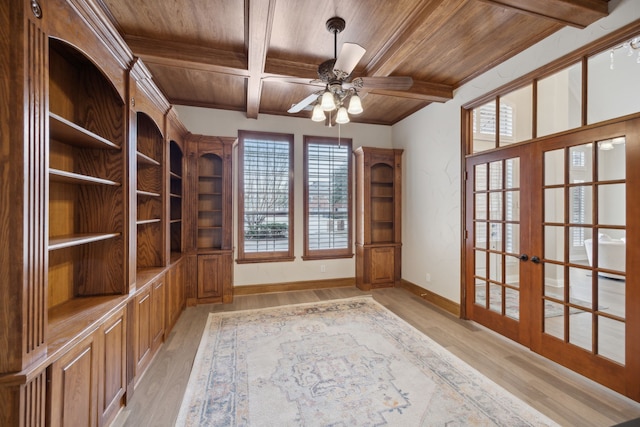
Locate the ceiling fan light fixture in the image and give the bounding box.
[347,93,363,115]
[599,141,614,151]
[311,103,326,122]
[321,90,336,111]
[336,106,350,124]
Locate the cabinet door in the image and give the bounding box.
[134,286,152,376]
[99,308,126,427]
[198,254,223,299]
[371,246,395,285]
[166,260,185,332]
[48,333,98,427]
[151,278,165,351]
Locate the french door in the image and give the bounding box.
[465,118,640,400]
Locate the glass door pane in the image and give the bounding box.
[542,138,626,365]
[471,156,523,322]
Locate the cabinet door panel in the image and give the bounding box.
[100,309,126,426]
[135,289,151,372]
[151,279,165,350]
[198,255,222,299]
[371,247,395,284]
[49,334,98,427]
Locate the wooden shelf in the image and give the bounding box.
[136,151,161,166]
[137,218,161,225]
[49,113,119,150]
[170,193,182,198]
[49,233,120,251]
[49,168,120,186]
[198,175,222,180]
[170,171,182,179]
[170,219,182,224]
[137,189,161,198]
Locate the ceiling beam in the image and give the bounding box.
[365,0,468,78]
[476,0,609,28]
[245,0,277,119]
[125,35,248,77]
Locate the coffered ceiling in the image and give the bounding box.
[97,0,610,125]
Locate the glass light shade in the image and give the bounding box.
[321,91,336,111]
[347,93,363,115]
[311,104,326,122]
[599,141,614,151]
[335,106,350,124]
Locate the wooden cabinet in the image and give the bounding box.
[166,256,186,334]
[186,135,234,304]
[133,275,164,383]
[48,306,126,427]
[0,1,187,425]
[48,332,99,427]
[99,307,127,427]
[354,147,403,290]
[198,253,233,302]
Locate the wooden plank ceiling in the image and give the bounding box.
[97,0,609,125]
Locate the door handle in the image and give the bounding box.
[518,254,528,261]
[531,256,541,264]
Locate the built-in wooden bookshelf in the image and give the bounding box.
[186,135,234,305]
[136,113,164,269]
[371,164,395,243]
[48,39,126,312]
[197,153,223,250]
[354,147,403,290]
[170,140,184,253]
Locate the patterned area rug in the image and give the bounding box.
[176,296,558,426]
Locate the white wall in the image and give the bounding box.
[174,107,392,286]
[392,0,640,302]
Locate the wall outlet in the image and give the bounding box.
[425,273,431,282]
[320,264,326,273]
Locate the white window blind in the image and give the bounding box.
[305,140,350,253]
[241,135,292,254]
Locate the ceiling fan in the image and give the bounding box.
[286,17,413,123]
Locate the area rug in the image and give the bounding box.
[176,296,558,426]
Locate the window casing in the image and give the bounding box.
[237,131,294,263]
[303,136,353,260]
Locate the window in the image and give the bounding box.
[472,100,515,152]
[237,131,294,263]
[303,136,353,259]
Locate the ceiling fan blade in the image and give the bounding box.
[287,92,320,114]
[359,76,413,91]
[333,43,366,76]
[262,76,325,87]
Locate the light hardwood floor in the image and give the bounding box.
[112,286,640,426]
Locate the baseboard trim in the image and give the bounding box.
[399,279,461,317]
[233,277,356,296]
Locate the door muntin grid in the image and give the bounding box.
[542,138,626,365]
[474,158,521,320]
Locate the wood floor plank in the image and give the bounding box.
[112,286,640,426]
